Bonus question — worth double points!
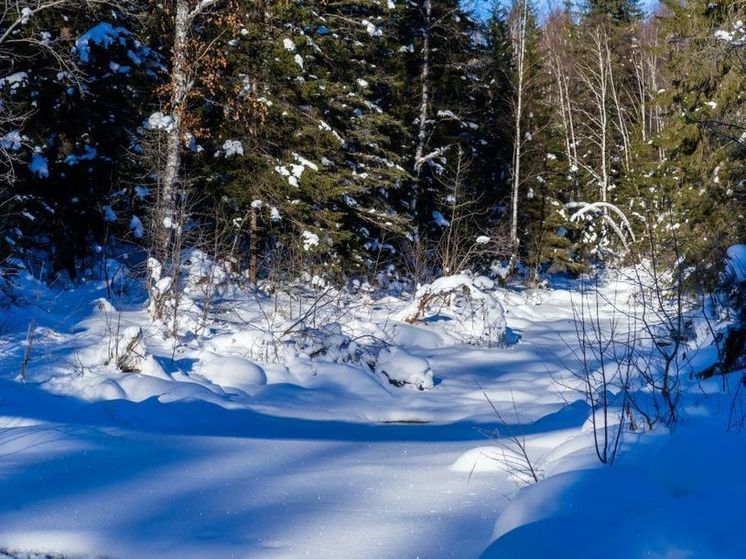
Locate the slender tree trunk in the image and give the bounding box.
[510,0,529,267]
[249,205,258,284]
[593,31,610,205]
[158,0,191,255]
[413,0,432,212]
[606,38,631,172]
[565,75,579,167]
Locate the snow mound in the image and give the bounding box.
[194,355,267,392]
[397,272,507,346]
[114,326,147,373]
[75,321,147,374]
[451,446,505,473]
[375,347,433,390]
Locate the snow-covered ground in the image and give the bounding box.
[0,270,742,558]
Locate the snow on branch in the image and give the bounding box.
[1,0,74,44]
[187,0,221,21]
[414,146,449,173]
[565,201,636,248]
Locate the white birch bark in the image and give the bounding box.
[509,0,529,261]
[157,0,222,251]
[413,0,432,188]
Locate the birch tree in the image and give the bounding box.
[574,27,613,206]
[507,0,532,268]
[543,9,578,172]
[147,0,223,322]
[156,0,222,256]
[413,0,432,186]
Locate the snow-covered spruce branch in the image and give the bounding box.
[0,0,68,45]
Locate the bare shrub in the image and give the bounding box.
[560,279,635,465]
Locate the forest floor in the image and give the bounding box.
[0,271,743,558]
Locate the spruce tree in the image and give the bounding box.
[391,0,498,276]
[199,0,411,279]
[1,6,157,278]
[649,0,746,277]
[584,0,643,25]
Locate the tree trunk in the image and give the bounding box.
[157,0,191,256]
[413,0,432,215]
[248,205,258,284]
[510,0,529,268]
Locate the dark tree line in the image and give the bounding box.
[1,0,744,290]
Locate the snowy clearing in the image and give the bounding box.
[0,272,742,558]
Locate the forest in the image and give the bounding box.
[0,1,745,558]
[1,0,742,291]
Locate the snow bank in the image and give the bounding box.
[482,418,746,559]
[451,446,506,473]
[193,355,267,392]
[375,347,433,390]
[397,272,507,346]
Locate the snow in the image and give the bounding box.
[726,244,746,282]
[144,112,175,132]
[129,215,144,238]
[193,355,267,392]
[362,19,383,37]
[275,153,318,188]
[29,152,48,178]
[375,347,433,390]
[451,446,507,473]
[481,420,746,559]
[432,210,450,227]
[1,130,22,150]
[0,269,742,558]
[715,20,746,46]
[301,230,320,250]
[134,185,149,200]
[64,145,97,166]
[0,71,28,91]
[222,139,244,157]
[283,38,296,51]
[397,272,507,346]
[102,205,117,223]
[76,23,129,63]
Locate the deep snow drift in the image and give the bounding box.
[0,268,743,558]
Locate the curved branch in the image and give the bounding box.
[565,201,637,244]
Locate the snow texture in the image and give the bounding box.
[76,23,130,63]
[0,267,741,559]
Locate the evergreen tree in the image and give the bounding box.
[1,5,158,278]
[391,0,498,276]
[584,0,643,25]
[198,0,412,279]
[508,5,588,279]
[648,0,746,277]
